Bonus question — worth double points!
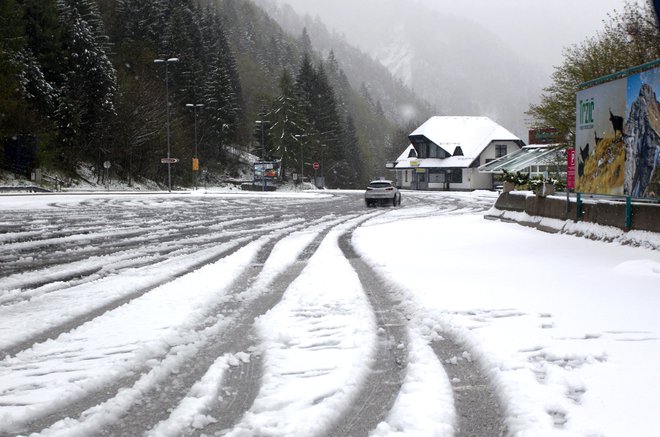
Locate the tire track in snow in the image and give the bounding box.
[352,192,506,436]
[320,227,409,437]
[0,213,281,278]
[20,216,346,437]
[1,218,283,298]
[5,234,270,436]
[0,215,304,355]
[430,337,507,437]
[187,224,338,437]
[0,233,261,358]
[145,216,353,437]
[0,194,368,436]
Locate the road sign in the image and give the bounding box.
[192,158,199,171]
[313,161,319,170]
[103,161,111,169]
[161,158,179,164]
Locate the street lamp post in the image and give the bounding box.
[154,57,179,192]
[294,134,307,184]
[256,120,270,192]
[186,103,204,190]
[255,120,269,160]
[321,144,326,179]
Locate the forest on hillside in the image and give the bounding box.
[0,0,427,188]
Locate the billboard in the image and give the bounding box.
[2,135,39,177]
[576,63,660,198]
[253,161,281,181]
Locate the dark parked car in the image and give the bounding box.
[365,180,401,207]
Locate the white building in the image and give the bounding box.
[391,116,524,190]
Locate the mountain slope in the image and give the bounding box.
[270,0,547,140]
[254,0,432,125]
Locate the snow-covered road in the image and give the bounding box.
[0,190,658,436]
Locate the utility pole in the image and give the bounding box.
[186,103,204,190]
[154,57,179,192]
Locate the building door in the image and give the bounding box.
[415,170,428,190]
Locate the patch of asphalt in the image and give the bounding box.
[431,337,507,437]
[322,230,408,437]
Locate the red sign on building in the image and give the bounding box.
[567,148,576,190]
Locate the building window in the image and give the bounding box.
[410,135,450,159]
[449,169,463,183]
[405,170,408,182]
[496,144,507,158]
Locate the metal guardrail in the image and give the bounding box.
[0,186,51,193]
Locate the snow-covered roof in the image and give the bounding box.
[395,145,417,161]
[409,116,520,158]
[393,116,521,169]
[478,144,564,173]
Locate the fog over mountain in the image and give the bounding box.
[268,0,628,141]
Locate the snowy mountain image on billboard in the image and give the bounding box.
[625,67,660,198]
[575,77,626,195]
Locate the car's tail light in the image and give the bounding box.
[386,187,393,191]
[367,187,374,190]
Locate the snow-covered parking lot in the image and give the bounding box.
[0,190,658,437]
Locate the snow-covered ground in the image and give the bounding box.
[354,203,660,436]
[0,189,658,436]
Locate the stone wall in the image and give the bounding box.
[493,193,660,233]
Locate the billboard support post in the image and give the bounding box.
[625,196,632,229]
[576,192,582,222]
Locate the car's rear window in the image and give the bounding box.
[368,182,392,189]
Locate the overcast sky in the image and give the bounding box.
[279,0,637,71]
[425,0,634,68]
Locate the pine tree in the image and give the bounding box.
[301,27,312,54]
[10,0,63,140]
[325,50,351,118]
[115,0,165,45]
[202,9,243,163]
[0,0,36,136]
[19,0,64,82]
[340,114,362,188]
[265,69,309,177]
[311,63,345,187]
[293,52,353,186]
[162,0,206,103]
[55,0,118,169]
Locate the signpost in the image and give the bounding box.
[161,158,179,164]
[103,161,111,191]
[313,161,320,188]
